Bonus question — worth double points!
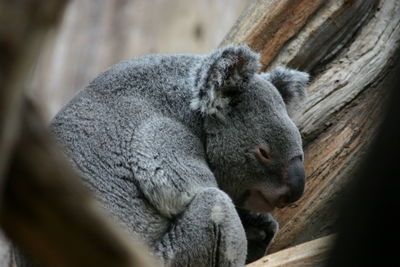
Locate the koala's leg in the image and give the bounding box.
[154,188,247,267]
[237,209,279,263]
[129,117,246,265]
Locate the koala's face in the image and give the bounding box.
[191,46,309,212]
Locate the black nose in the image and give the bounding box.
[282,158,305,204]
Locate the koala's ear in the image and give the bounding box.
[261,67,310,107]
[190,45,260,116]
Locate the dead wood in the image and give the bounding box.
[222,0,400,253]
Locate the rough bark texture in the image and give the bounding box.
[326,58,400,267]
[222,0,400,254]
[247,235,335,267]
[221,0,326,69]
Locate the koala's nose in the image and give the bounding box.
[279,158,305,205]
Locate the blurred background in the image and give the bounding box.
[29,0,248,122]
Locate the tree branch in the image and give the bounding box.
[247,235,335,267]
[220,0,327,69]
[222,0,400,254]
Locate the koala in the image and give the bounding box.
[45,45,308,266]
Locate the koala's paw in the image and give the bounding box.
[237,209,279,263]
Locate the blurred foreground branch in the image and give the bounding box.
[0,1,154,266]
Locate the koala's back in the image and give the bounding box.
[50,53,205,243]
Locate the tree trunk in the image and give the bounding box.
[222,0,400,254]
[247,235,335,267]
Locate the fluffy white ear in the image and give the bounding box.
[190,45,260,116]
[260,67,310,107]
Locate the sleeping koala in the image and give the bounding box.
[49,45,309,266]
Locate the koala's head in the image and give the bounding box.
[190,45,309,213]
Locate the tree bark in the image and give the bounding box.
[222,0,400,254]
[247,235,335,267]
[221,0,326,69]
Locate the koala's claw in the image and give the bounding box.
[237,209,279,263]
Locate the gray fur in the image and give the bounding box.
[42,45,309,266]
[259,67,309,114]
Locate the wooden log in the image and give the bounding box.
[270,0,400,251]
[269,0,379,72]
[222,0,400,253]
[220,0,326,69]
[247,235,335,267]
